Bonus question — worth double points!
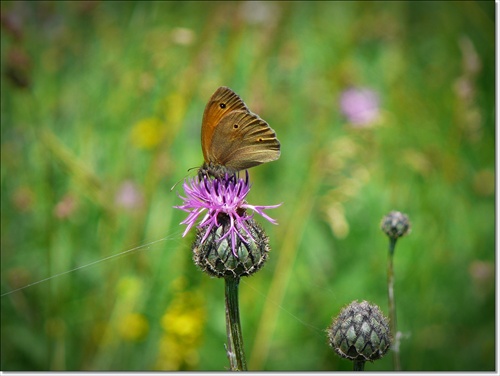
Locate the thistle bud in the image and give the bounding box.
[327,300,392,362]
[380,211,411,240]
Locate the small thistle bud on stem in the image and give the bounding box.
[380,210,411,371]
[381,211,411,243]
[327,300,392,371]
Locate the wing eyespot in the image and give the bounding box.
[220,103,226,109]
[233,124,239,129]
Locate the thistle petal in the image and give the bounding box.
[174,173,281,257]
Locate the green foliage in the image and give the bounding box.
[1,1,494,371]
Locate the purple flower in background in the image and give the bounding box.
[175,172,280,257]
[116,180,143,209]
[54,194,77,219]
[339,87,381,126]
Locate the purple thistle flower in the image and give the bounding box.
[339,87,381,127]
[175,171,280,257]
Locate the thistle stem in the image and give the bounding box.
[353,360,365,371]
[224,276,247,371]
[387,237,401,371]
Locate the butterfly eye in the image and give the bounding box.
[220,103,226,109]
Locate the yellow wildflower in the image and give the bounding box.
[155,290,206,370]
[118,312,149,342]
[131,117,164,149]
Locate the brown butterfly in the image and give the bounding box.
[199,86,280,178]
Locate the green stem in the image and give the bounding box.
[224,276,247,371]
[353,360,365,371]
[387,237,401,371]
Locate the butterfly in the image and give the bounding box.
[198,86,280,179]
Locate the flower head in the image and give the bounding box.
[175,171,280,258]
[339,87,380,127]
[115,180,143,210]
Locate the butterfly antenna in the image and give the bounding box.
[170,167,198,191]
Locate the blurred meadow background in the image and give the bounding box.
[0,1,495,371]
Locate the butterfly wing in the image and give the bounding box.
[208,110,281,171]
[201,87,249,162]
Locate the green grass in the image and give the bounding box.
[1,1,495,371]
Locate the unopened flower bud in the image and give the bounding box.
[380,211,411,240]
[327,300,392,362]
